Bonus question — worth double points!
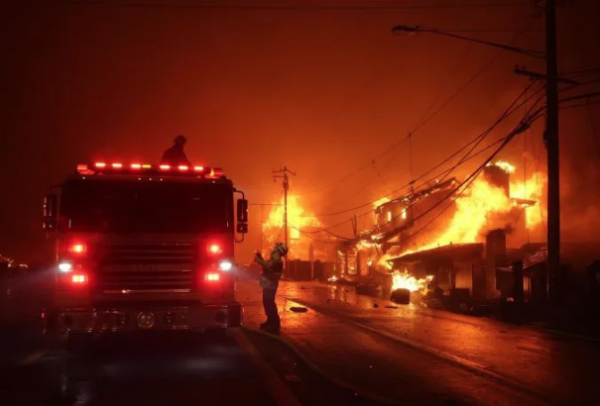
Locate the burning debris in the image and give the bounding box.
[391,270,434,293]
[391,289,411,305]
[389,270,434,305]
[327,275,338,283]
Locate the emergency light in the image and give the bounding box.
[76,163,224,179]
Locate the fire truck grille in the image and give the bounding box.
[99,243,196,292]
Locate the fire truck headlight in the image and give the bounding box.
[58,262,73,273]
[218,260,233,272]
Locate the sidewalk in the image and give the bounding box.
[237,279,557,406]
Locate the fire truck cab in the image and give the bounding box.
[41,162,248,336]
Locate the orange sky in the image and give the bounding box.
[0,1,599,262]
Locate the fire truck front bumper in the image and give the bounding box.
[42,302,243,334]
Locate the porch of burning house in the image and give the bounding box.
[386,229,550,305]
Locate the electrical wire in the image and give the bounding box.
[298,79,544,219]
[301,93,545,236]
[296,17,536,197]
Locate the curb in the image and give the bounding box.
[285,297,556,405]
[241,326,406,406]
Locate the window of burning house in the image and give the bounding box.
[377,201,411,228]
[347,249,358,275]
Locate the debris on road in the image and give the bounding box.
[384,305,399,309]
[290,306,308,313]
[373,303,379,308]
[391,288,411,304]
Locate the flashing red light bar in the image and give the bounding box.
[77,163,224,178]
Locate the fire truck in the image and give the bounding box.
[41,161,248,337]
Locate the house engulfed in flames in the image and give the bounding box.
[262,195,337,272]
[337,161,548,303]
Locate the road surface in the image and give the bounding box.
[1,272,599,406]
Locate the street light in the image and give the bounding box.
[391,25,545,59]
[393,0,561,304]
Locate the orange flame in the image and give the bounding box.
[263,195,322,259]
[510,172,546,228]
[403,163,545,254]
[391,270,434,292]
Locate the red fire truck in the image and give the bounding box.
[41,161,248,337]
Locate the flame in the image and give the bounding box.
[488,160,515,174]
[401,163,545,254]
[424,177,511,247]
[327,275,338,282]
[510,172,546,228]
[373,197,390,209]
[263,195,322,259]
[356,239,380,250]
[391,270,434,292]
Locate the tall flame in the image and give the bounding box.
[403,163,545,254]
[263,195,322,259]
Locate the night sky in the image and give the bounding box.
[1,0,599,263]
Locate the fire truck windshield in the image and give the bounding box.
[59,179,233,233]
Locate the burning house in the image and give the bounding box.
[337,161,548,305]
[262,194,336,280]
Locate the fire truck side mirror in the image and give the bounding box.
[236,199,248,225]
[43,194,58,231]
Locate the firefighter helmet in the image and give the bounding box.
[174,135,187,146]
[273,242,288,257]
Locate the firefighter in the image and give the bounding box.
[161,135,192,166]
[255,242,288,334]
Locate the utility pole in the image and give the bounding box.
[273,167,296,249]
[545,0,560,304]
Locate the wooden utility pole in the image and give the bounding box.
[273,167,296,250]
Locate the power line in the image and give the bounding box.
[300,94,546,235]
[369,119,532,245]
[298,80,544,219]
[298,17,535,197]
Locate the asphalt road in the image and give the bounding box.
[2,273,600,406]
